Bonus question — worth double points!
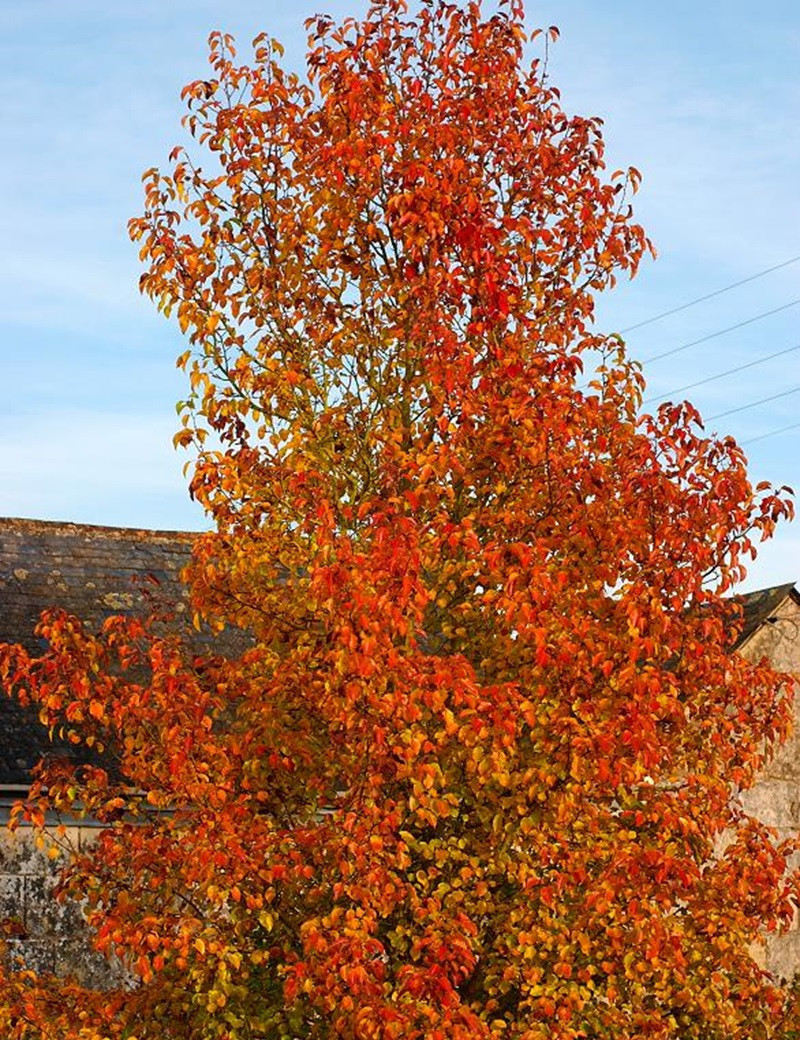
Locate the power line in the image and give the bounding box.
[706,386,800,422]
[644,342,800,404]
[621,254,800,334]
[642,298,800,364]
[741,421,800,445]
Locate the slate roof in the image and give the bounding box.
[0,517,197,786]
[0,517,796,789]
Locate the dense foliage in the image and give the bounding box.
[1,2,797,1037]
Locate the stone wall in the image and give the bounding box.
[740,591,800,981]
[0,818,120,987]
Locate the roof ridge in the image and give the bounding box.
[735,581,797,603]
[0,516,200,542]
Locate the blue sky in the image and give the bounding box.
[0,1,797,591]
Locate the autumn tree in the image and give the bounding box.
[0,1,797,1038]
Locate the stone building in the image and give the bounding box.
[737,582,800,980]
[0,516,798,984]
[0,517,195,985]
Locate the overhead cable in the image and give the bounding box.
[644,342,800,404]
[741,421,800,445]
[621,254,800,334]
[705,386,800,422]
[642,298,800,365]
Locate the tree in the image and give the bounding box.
[0,1,797,1037]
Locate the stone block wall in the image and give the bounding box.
[0,822,121,987]
[740,591,800,981]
